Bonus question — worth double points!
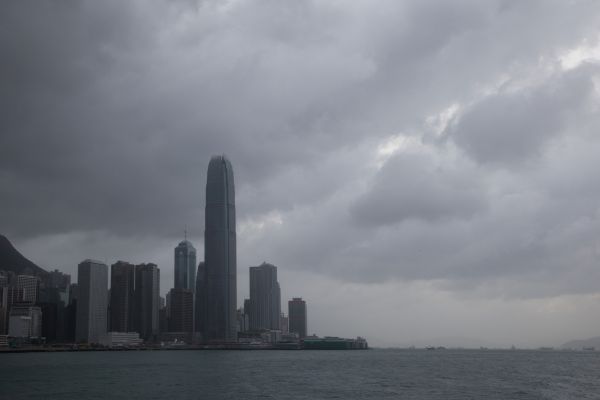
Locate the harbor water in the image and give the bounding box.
[1,349,599,399]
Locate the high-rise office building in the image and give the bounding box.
[248,262,281,331]
[288,298,307,339]
[65,283,78,342]
[194,261,205,333]
[76,260,108,344]
[198,155,237,342]
[174,240,197,292]
[39,302,57,341]
[38,270,71,342]
[168,288,193,333]
[110,261,136,332]
[134,263,160,341]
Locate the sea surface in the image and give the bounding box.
[1,349,600,399]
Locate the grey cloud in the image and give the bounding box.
[351,152,486,227]
[2,0,600,306]
[447,65,598,166]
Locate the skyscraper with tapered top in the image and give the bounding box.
[174,239,196,292]
[197,155,237,342]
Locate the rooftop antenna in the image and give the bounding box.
[184,225,187,241]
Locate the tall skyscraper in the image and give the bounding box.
[110,261,135,332]
[76,260,108,344]
[248,262,281,331]
[134,263,160,341]
[198,155,237,342]
[288,297,307,339]
[174,240,197,292]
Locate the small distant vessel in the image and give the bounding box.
[425,346,436,350]
[583,347,595,351]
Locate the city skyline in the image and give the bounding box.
[3,1,600,348]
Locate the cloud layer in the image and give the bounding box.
[3,0,600,346]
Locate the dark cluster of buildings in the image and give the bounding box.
[0,269,72,346]
[0,155,320,349]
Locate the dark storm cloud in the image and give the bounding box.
[2,0,600,308]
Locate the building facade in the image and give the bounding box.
[280,313,289,334]
[48,269,71,290]
[194,262,205,334]
[134,263,160,341]
[288,298,307,339]
[104,331,143,347]
[248,262,281,331]
[75,260,108,344]
[198,155,237,342]
[110,261,136,333]
[16,275,38,304]
[168,288,193,333]
[8,305,42,338]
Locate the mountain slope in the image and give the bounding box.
[0,234,48,278]
[562,336,600,350]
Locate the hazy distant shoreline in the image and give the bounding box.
[1,346,595,354]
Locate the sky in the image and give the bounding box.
[2,0,600,348]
